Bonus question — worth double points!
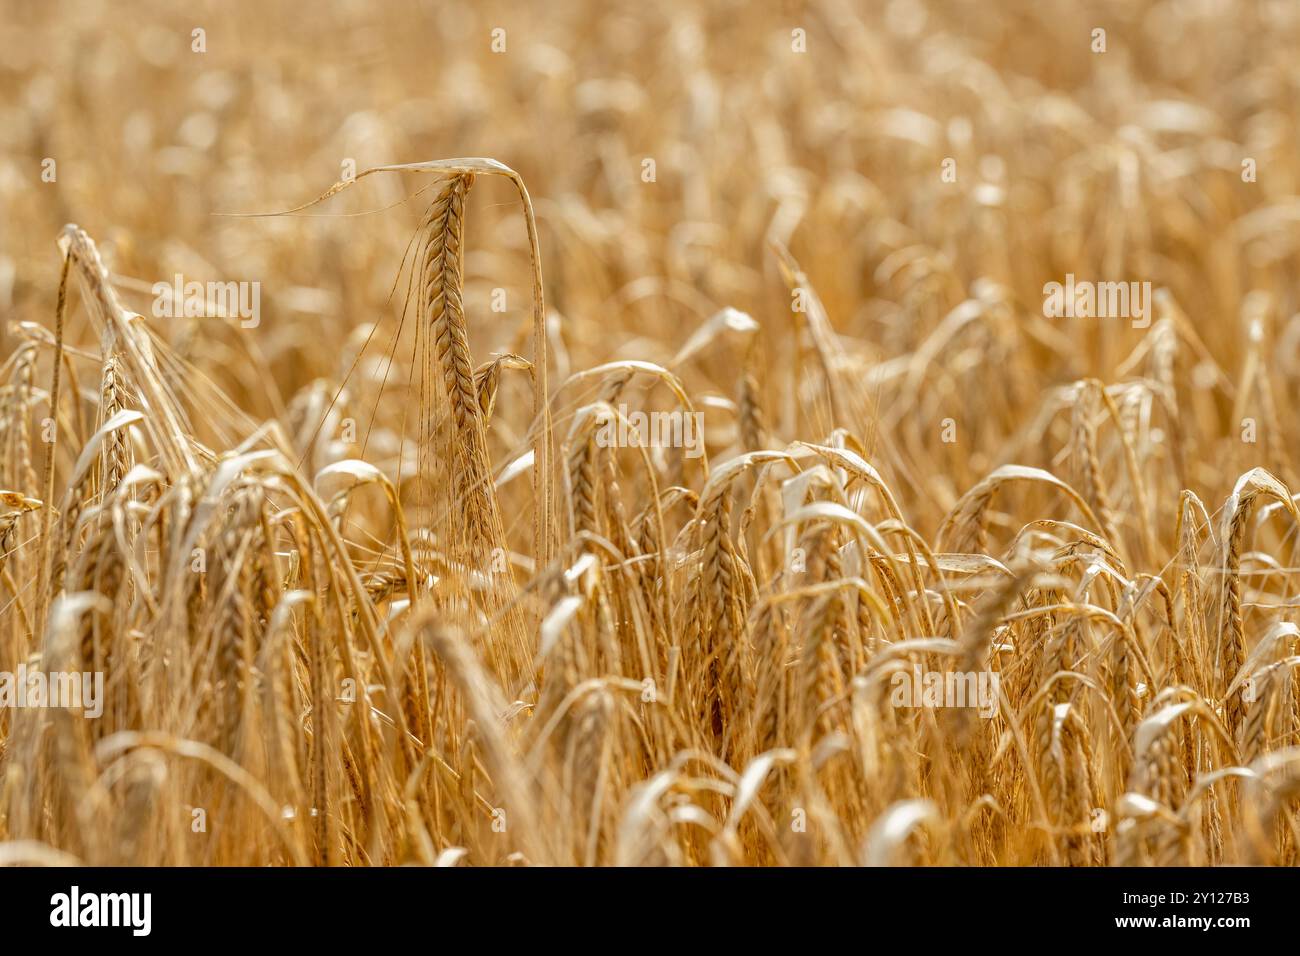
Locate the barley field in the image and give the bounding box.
[1,0,1299,867]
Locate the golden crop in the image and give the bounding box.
[1,0,1299,866]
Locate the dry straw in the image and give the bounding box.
[2,1,1299,867]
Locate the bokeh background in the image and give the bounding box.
[3,0,1298,526]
